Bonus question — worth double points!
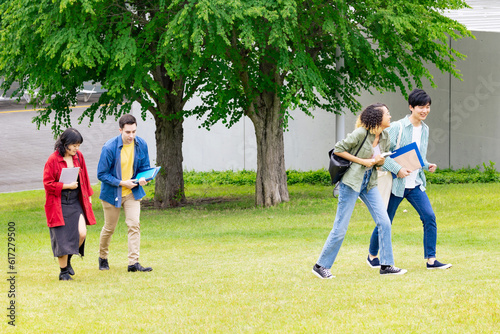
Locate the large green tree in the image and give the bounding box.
[167,0,472,206]
[0,0,206,208]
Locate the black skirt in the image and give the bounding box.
[49,186,85,257]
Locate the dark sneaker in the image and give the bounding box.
[366,255,381,268]
[380,266,407,275]
[427,260,452,270]
[128,262,153,272]
[59,268,73,281]
[99,257,109,271]
[312,264,334,279]
[67,254,75,276]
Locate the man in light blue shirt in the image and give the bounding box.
[367,89,452,270]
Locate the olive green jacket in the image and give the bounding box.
[334,127,391,193]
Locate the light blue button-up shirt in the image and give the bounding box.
[382,115,431,198]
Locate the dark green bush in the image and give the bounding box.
[425,161,500,184]
[286,170,331,186]
[184,170,256,185]
[182,161,499,186]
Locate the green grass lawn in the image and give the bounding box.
[1,183,499,333]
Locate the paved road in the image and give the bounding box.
[0,94,119,193]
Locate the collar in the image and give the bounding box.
[56,151,79,164]
[56,151,65,162]
[117,134,124,148]
[379,128,389,140]
[117,134,136,148]
[400,115,427,129]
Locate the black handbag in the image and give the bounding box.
[328,131,369,185]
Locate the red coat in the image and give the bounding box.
[43,150,96,228]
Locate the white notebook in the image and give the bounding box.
[59,167,80,184]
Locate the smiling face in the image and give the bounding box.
[409,103,431,123]
[119,123,137,145]
[65,143,80,157]
[381,106,391,129]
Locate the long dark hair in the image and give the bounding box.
[54,128,83,157]
[356,103,388,134]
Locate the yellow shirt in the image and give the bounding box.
[121,142,135,197]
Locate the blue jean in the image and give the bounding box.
[317,170,395,268]
[369,185,437,259]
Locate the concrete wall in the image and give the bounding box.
[134,30,500,171]
[354,31,500,169]
[133,98,357,171]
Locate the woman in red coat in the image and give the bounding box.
[43,128,96,281]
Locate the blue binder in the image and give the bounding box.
[389,142,424,178]
[391,142,424,164]
[133,167,161,183]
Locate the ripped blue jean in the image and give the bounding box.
[317,170,395,268]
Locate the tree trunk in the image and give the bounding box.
[248,90,289,207]
[149,65,186,208]
[153,112,186,208]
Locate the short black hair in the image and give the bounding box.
[358,103,387,133]
[54,128,83,157]
[408,89,431,108]
[119,114,137,129]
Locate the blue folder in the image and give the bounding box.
[389,142,424,178]
[133,167,161,183]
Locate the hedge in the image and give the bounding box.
[182,161,499,186]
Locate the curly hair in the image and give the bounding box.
[355,103,387,134]
[54,128,83,157]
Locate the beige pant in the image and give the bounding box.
[99,194,141,265]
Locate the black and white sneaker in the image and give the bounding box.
[366,255,381,268]
[312,264,334,279]
[380,266,407,275]
[427,260,452,270]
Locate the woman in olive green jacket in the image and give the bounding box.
[313,103,407,278]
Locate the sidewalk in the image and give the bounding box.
[0,93,118,193]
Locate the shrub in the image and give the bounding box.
[425,161,500,184]
[181,161,499,186]
[184,170,256,186]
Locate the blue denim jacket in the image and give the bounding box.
[97,134,150,207]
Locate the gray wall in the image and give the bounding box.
[133,98,348,171]
[134,30,500,171]
[355,31,500,169]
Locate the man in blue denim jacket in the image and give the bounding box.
[97,114,153,272]
[367,89,452,270]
